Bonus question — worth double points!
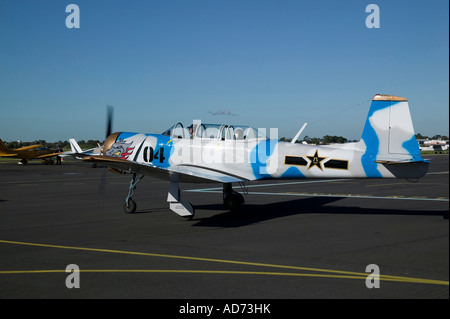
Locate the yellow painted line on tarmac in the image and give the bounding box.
[0,269,369,280]
[0,268,446,286]
[0,240,448,286]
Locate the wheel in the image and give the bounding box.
[124,198,137,214]
[224,194,242,212]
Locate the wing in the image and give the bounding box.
[172,164,245,183]
[37,152,64,159]
[0,153,19,157]
[14,144,42,151]
[82,156,245,183]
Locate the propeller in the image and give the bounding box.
[99,105,114,194]
[106,105,114,138]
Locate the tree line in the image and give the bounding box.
[415,133,449,140]
[280,133,448,145]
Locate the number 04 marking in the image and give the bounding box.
[143,146,165,163]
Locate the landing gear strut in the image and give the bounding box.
[167,173,195,220]
[122,174,245,218]
[223,183,245,212]
[124,173,145,214]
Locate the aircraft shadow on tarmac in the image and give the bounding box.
[189,197,449,227]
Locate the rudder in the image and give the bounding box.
[69,138,83,153]
[360,94,421,159]
[0,139,9,152]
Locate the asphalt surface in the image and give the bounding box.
[0,155,448,300]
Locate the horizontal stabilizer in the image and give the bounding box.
[375,159,430,165]
[374,158,429,178]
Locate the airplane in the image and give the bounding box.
[68,138,101,157]
[420,144,449,153]
[83,94,430,219]
[419,139,449,153]
[61,138,102,166]
[0,139,63,165]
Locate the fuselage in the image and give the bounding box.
[103,131,429,181]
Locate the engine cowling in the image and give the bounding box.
[102,132,121,156]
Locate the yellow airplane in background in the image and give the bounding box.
[0,139,63,164]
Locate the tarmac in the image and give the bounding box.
[0,155,448,300]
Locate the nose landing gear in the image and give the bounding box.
[123,173,144,214]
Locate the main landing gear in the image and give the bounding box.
[122,173,246,219]
[223,183,245,212]
[167,174,195,220]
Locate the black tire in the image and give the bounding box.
[224,194,241,212]
[124,198,137,214]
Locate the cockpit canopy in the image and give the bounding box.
[162,123,268,141]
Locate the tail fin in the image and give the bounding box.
[0,139,9,152]
[69,138,83,153]
[359,94,429,178]
[360,94,422,159]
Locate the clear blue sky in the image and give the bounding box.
[1,0,448,142]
